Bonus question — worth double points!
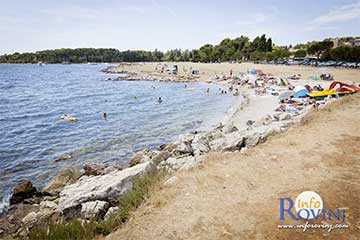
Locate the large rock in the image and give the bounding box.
[83,163,107,176]
[129,149,157,167]
[191,135,211,156]
[210,132,245,152]
[42,168,81,196]
[159,155,205,171]
[104,206,120,220]
[158,143,177,152]
[81,200,109,219]
[222,122,238,134]
[152,151,172,165]
[22,208,56,229]
[173,141,194,156]
[57,161,156,214]
[10,180,38,205]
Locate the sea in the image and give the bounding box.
[0,63,238,213]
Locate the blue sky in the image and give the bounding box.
[1,0,360,54]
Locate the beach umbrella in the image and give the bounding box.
[294,89,309,98]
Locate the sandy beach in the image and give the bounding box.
[107,62,360,84]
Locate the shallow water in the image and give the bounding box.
[0,64,237,212]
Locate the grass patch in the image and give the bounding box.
[28,171,167,240]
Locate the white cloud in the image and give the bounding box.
[312,1,360,25]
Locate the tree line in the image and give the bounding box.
[1,35,359,64]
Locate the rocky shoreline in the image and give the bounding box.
[102,65,204,83]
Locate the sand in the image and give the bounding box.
[104,89,360,240]
[111,62,360,84]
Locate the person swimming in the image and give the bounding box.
[158,97,163,103]
[103,112,107,119]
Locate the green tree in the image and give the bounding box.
[307,40,334,66]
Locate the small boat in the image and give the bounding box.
[61,61,71,65]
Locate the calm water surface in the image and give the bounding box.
[0,64,238,212]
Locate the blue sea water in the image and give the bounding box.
[0,63,238,212]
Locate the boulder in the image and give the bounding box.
[159,143,177,152]
[222,122,238,134]
[42,168,81,196]
[129,149,156,167]
[273,113,292,121]
[173,141,194,156]
[22,208,56,229]
[10,180,38,205]
[104,206,120,220]
[40,201,57,209]
[191,135,211,156]
[152,151,172,165]
[159,155,205,171]
[83,163,107,176]
[57,161,156,214]
[81,200,109,219]
[210,132,245,152]
[253,115,273,127]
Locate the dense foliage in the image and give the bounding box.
[1,35,359,64]
[0,48,163,63]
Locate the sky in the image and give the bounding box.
[1,0,360,54]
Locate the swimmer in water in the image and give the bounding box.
[103,112,107,119]
[158,97,163,103]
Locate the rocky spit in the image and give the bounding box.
[0,93,316,239]
[102,66,202,83]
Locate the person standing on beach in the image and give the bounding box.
[230,69,233,77]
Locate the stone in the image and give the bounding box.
[173,141,194,156]
[159,143,177,152]
[244,132,262,148]
[22,208,55,229]
[40,201,57,209]
[273,113,292,121]
[57,161,156,214]
[254,115,273,126]
[22,212,37,226]
[10,180,38,205]
[81,200,109,219]
[152,151,172,165]
[42,168,81,196]
[191,134,212,156]
[129,149,156,167]
[160,155,204,171]
[104,207,120,220]
[83,163,107,176]
[222,122,238,134]
[210,132,245,152]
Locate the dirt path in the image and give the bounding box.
[105,94,360,240]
